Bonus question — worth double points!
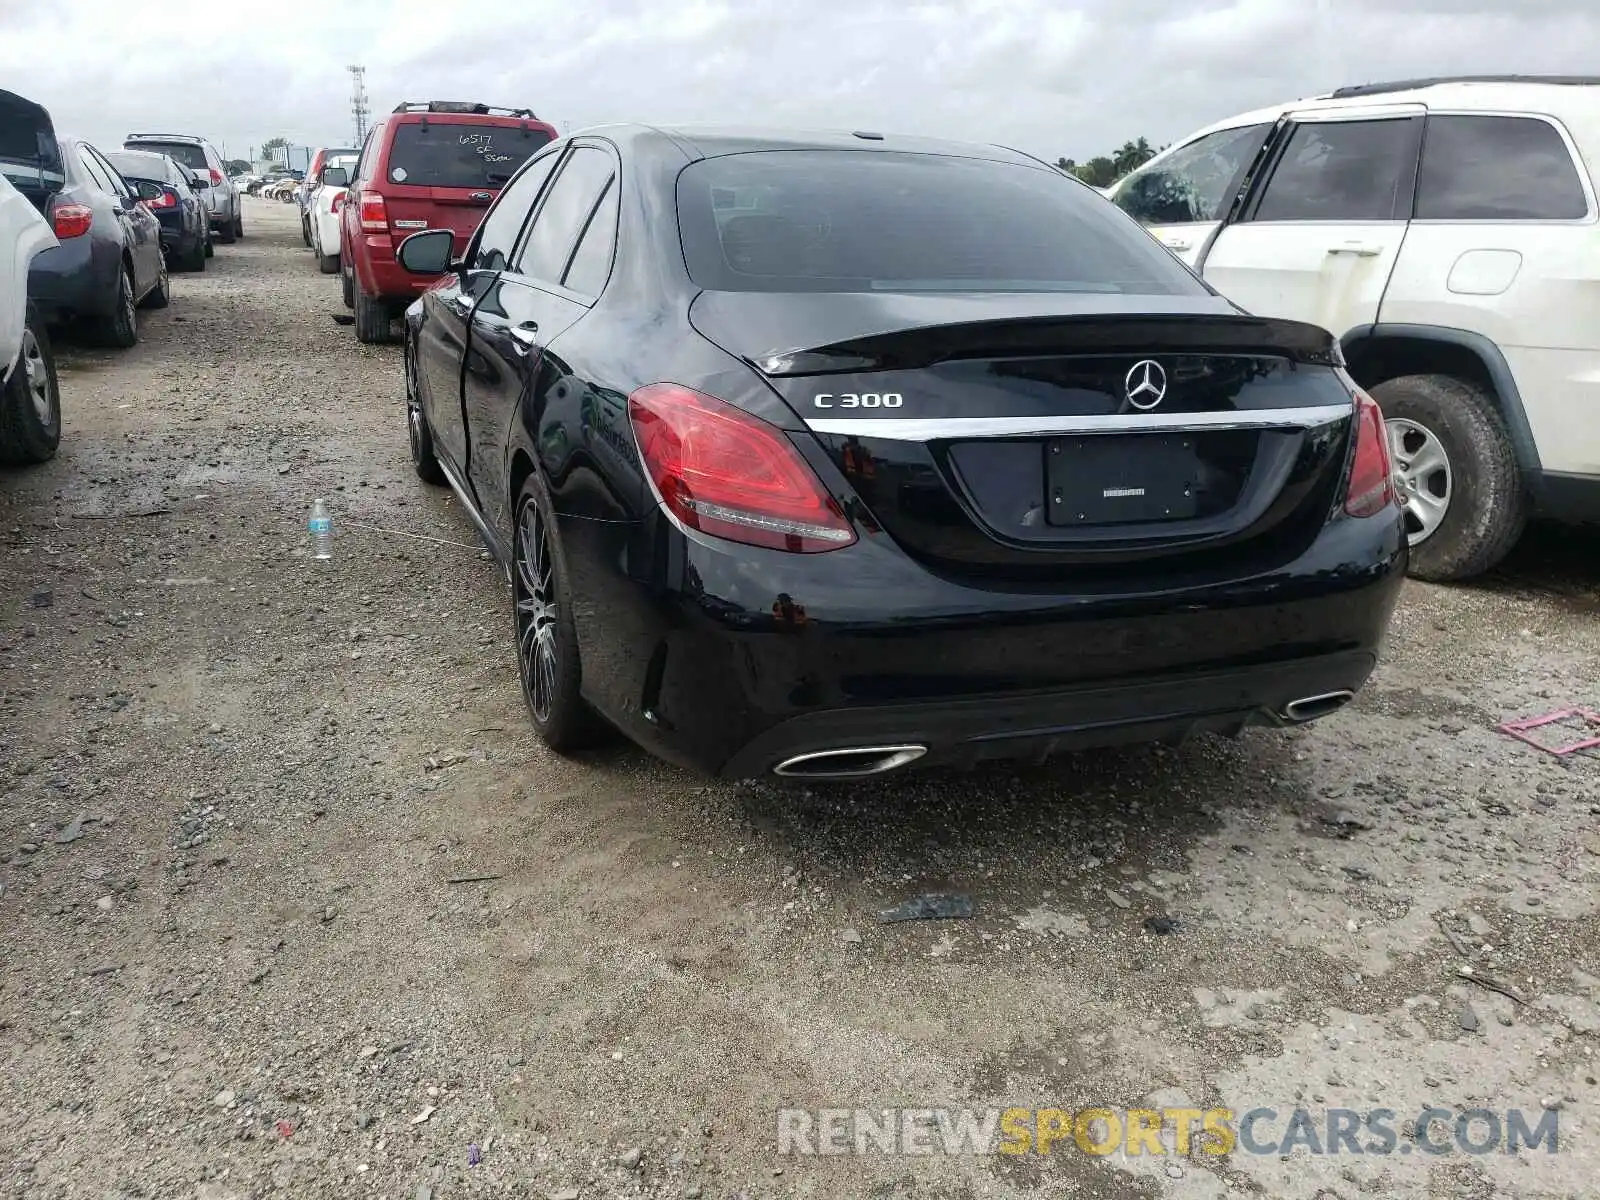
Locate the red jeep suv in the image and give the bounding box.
[340,102,557,343]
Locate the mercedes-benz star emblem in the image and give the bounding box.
[1124,359,1168,410]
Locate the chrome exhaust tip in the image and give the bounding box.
[772,745,928,779]
[1281,690,1355,723]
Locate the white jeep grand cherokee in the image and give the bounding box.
[1109,74,1600,581]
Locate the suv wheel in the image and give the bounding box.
[301,216,311,247]
[0,307,61,465]
[183,234,207,272]
[353,287,391,344]
[1371,373,1526,582]
[340,264,354,309]
[233,212,244,239]
[216,216,236,245]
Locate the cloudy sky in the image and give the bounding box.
[4,0,1600,165]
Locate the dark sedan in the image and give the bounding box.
[397,126,1407,781]
[104,148,208,272]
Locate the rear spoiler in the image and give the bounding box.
[758,313,1344,376]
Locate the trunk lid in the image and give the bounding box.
[0,88,63,211]
[689,291,1357,578]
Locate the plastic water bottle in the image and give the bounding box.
[308,498,332,560]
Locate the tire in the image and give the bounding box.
[204,236,214,259]
[96,267,139,348]
[512,478,604,753]
[1371,373,1526,583]
[217,218,236,245]
[404,337,446,485]
[0,306,61,465]
[183,235,207,272]
[318,252,339,275]
[341,266,354,309]
[301,217,311,248]
[138,256,170,310]
[353,287,391,344]
[233,213,244,239]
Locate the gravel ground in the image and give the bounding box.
[0,197,1597,1200]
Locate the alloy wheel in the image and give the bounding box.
[404,343,424,456]
[121,272,136,331]
[514,499,559,724]
[19,328,52,424]
[1387,417,1453,545]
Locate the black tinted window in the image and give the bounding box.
[1116,124,1270,225]
[76,148,118,196]
[471,152,561,271]
[561,179,618,298]
[130,141,207,171]
[104,151,171,184]
[1417,115,1587,220]
[385,122,552,189]
[677,150,1204,295]
[516,147,614,284]
[1253,119,1415,222]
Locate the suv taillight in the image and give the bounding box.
[359,191,388,232]
[628,384,856,553]
[209,168,223,185]
[52,202,93,238]
[331,192,344,213]
[1344,389,1396,518]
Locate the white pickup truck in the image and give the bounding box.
[0,172,61,465]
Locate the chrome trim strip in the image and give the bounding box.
[805,403,1351,440]
[436,455,507,581]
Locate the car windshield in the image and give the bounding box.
[385,123,553,189]
[676,150,1206,295]
[131,141,207,171]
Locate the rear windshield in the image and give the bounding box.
[383,122,553,189]
[676,150,1208,295]
[130,141,207,171]
[0,127,63,189]
[104,151,170,183]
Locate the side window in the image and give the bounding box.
[90,150,135,201]
[76,148,118,196]
[1417,115,1587,221]
[1252,118,1417,222]
[515,147,615,285]
[470,152,563,271]
[353,128,377,184]
[560,179,619,299]
[1115,124,1271,226]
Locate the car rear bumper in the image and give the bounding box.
[28,238,109,320]
[559,505,1408,779]
[354,235,437,302]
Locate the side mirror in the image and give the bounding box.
[321,167,349,188]
[397,228,456,276]
[136,181,162,201]
[191,176,210,190]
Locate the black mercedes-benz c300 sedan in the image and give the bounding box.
[396,125,1407,781]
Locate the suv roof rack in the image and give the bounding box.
[391,101,540,119]
[125,132,206,142]
[1327,74,1600,100]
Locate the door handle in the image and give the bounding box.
[508,322,539,354]
[1161,237,1193,251]
[1326,243,1382,257]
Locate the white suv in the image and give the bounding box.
[123,133,242,244]
[1108,74,1600,581]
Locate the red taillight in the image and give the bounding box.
[628,383,857,553]
[209,168,223,185]
[359,191,388,232]
[331,191,344,213]
[147,188,177,210]
[52,202,93,238]
[1344,388,1395,518]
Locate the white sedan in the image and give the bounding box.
[309,153,359,275]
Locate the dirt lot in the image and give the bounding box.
[0,197,1597,1200]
